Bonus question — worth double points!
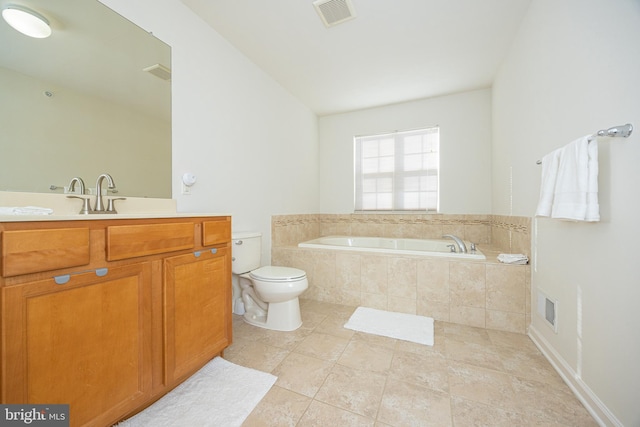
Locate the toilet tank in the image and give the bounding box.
[231,231,262,274]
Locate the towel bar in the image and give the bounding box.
[595,123,633,138]
[536,123,633,164]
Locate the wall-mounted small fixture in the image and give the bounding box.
[143,63,171,81]
[182,173,197,195]
[2,4,51,38]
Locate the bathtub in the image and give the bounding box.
[298,235,485,260]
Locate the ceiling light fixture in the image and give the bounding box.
[2,5,51,38]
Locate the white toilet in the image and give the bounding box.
[231,232,308,331]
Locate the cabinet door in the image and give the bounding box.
[1,263,153,427]
[164,247,231,384]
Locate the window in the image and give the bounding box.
[354,127,439,212]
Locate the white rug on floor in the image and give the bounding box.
[344,307,434,346]
[117,357,276,427]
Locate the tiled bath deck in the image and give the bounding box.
[226,299,596,426]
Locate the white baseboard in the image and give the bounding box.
[528,326,623,427]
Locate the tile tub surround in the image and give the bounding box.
[271,214,532,334]
[272,213,531,257]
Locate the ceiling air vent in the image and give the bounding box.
[313,0,356,28]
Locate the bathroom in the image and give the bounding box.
[1,0,639,425]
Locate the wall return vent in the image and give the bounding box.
[537,289,558,333]
[313,0,356,28]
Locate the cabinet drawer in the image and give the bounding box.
[107,222,195,261]
[202,218,231,246]
[1,228,90,277]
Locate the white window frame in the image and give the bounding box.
[354,126,440,212]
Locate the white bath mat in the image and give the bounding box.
[344,307,434,346]
[117,357,276,427]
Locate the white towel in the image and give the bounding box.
[497,253,529,265]
[584,140,600,221]
[0,206,54,215]
[535,148,562,217]
[535,135,599,222]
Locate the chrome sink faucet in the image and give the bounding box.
[443,234,468,253]
[68,176,85,195]
[94,173,115,212]
[66,176,93,214]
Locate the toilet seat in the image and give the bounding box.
[250,266,306,282]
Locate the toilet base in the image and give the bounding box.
[243,297,302,331]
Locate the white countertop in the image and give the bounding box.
[0,212,231,222]
[0,191,229,222]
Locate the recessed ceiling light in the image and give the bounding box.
[2,5,51,38]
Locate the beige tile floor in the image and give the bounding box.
[224,299,597,427]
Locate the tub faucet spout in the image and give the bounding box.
[443,234,467,253]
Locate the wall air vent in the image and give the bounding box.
[313,0,356,28]
[537,289,558,333]
[143,63,171,81]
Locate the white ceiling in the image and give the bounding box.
[182,0,532,116]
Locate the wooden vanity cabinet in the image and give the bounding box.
[164,246,231,384]
[1,263,153,427]
[0,216,232,427]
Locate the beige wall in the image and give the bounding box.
[493,0,640,425]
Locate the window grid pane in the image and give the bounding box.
[354,127,439,212]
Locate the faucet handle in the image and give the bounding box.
[66,195,93,215]
[106,197,126,214]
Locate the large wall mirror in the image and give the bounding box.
[0,0,171,198]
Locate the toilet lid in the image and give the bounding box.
[250,266,306,281]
